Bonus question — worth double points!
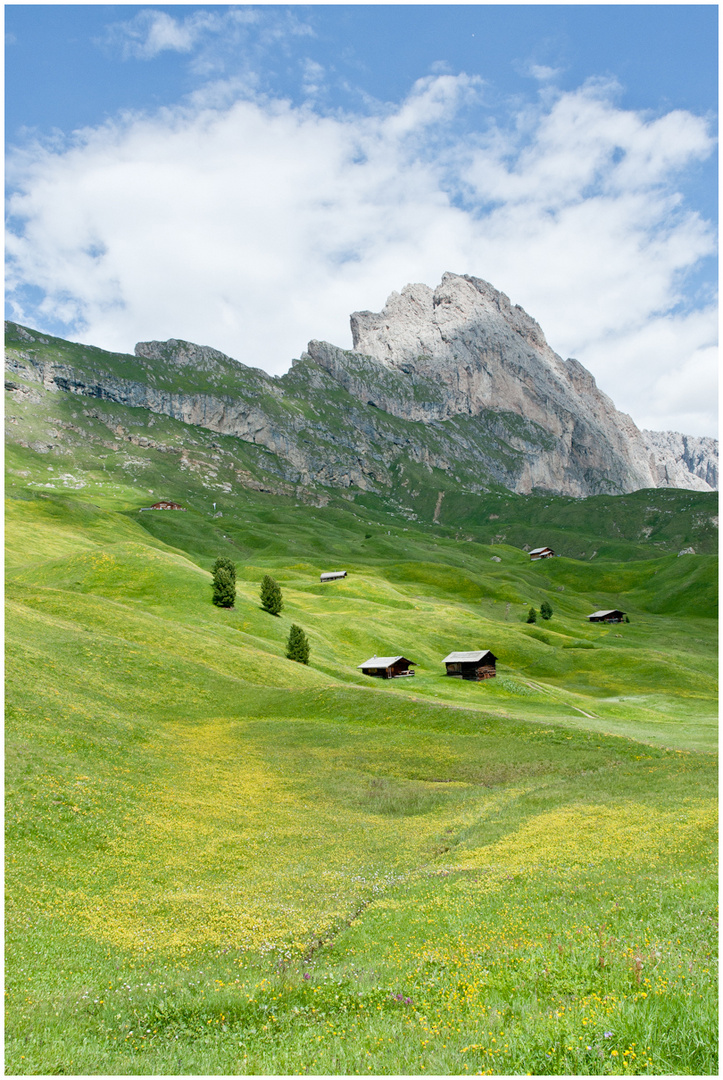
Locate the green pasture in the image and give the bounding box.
[5,481,717,1076]
[4,373,718,1075]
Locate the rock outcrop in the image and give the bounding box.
[307,273,716,495]
[642,430,718,492]
[4,272,717,498]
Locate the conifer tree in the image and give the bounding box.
[212,567,236,608]
[540,600,553,621]
[526,606,537,623]
[260,574,283,616]
[286,624,310,664]
[212,556,236,586]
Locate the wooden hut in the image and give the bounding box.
[529,546,555,560]
[443,650,497,680]
[320,571,347,582]
[150,500,186,511]
[357,655,416,679]
[587,609,626,623]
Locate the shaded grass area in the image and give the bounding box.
[4,478,718,1074]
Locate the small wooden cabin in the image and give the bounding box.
[443,650,497,680]
[150,500,186,511]
[320,571,347,582]
[357,655,416,679]
[529,546,555,560]
[587,609,626,623]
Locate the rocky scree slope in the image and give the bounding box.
[4,273,717,498]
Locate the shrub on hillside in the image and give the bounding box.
[526,607,537,623]
[261,574,283,616]
[212,567,236,608]
[286,624,310,664]
[540,601,553,620]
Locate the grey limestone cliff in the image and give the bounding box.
[307,273,716,495]
[642,430,718,492]
[4,272,717,498]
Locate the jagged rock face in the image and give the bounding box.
[316,272,716,495]
[311,274,662,496]
[642,430,718,492]
[4,272,718,499]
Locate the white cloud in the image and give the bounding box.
[301,58,325,98]
[104,9,223,60]
[580,310,718,435]
[5,75,717,436]
[528,63,562,82]
[102,7,311,66]
[645,345,718,436]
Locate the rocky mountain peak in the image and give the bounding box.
[309,272,717,495]
[350,273,553,371]
[5,271,717,499]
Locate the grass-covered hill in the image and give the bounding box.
[4,332,718,1075]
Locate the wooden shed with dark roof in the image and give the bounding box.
[443,650,497,680]
[587,609,626,623]
[357,655,416,679]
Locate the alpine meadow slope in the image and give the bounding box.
[4,292,718,1075]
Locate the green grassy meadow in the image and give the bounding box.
[4,376,718,1075]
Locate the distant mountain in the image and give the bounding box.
[641,429,718,491]
[4,273,717,498]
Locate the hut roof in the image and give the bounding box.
[529,546,553,555]
[357,656,415,669]
[588,609,625,618]
[442,650,495,664]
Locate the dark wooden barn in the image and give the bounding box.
[587,609,626,623]
[150,500,186,511]
[357,655,416,679]
[443,650,497,680]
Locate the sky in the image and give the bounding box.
[5,3,719,437]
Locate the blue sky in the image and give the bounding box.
[5,4,719,435]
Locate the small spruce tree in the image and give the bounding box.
[286,624,310,664]
[212,567,236,608]
[540,600,553,621]
[212,556,236,586]
[260,574,283,616]
[526,606,537,623]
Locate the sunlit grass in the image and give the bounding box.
[5,477,717,1074]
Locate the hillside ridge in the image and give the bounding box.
[4,274,717,497]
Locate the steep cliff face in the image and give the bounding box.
[642,430,718,492]
[4,273,717,498]
[309,274,660,494]
[310,273,717,494]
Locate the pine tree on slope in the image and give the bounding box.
[212,556,237,587]
[286,624,310,664]
[212,566,236,608]
[260,574,283,616]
